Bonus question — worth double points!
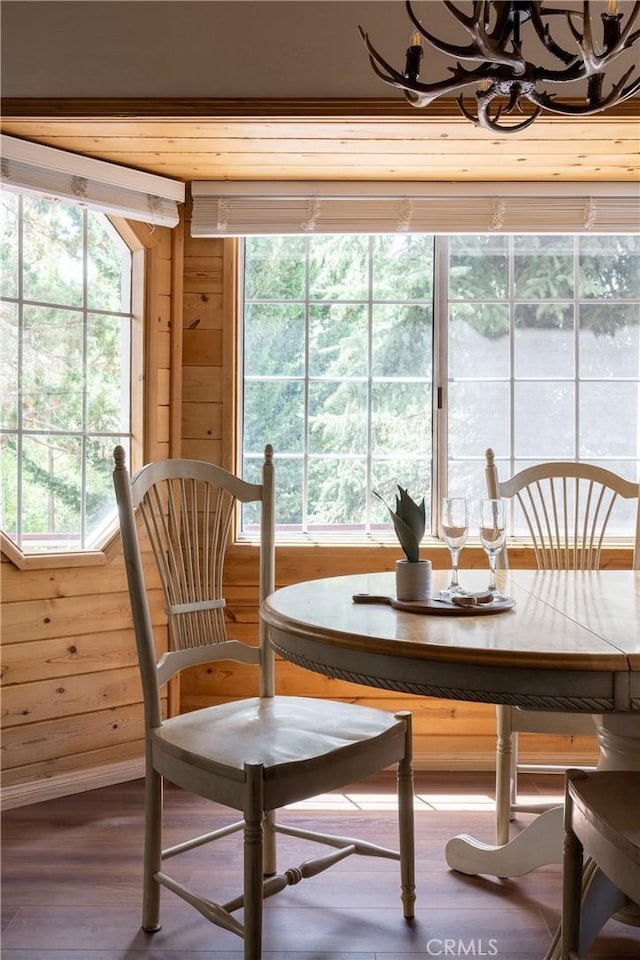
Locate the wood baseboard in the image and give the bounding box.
[0,757,145,811]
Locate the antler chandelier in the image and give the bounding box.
[359,1,640,133]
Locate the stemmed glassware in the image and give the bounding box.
[441,497,468,598]
[479,498,508,600]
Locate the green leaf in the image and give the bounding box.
[374,485,425,562]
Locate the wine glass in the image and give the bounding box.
[479,498,508,600]
[441,497,468,598]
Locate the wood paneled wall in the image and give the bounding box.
[181,231,226,465]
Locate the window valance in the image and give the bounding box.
[191,181,640,236]
[1,135,185,228]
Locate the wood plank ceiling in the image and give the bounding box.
[1,100,639,184]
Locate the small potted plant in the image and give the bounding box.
[374,486,432,601]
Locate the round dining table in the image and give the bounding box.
[261,567,640,959]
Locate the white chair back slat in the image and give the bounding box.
[517,487,544,567]
[164,480,187,602]
[140,484,171,590]
[217,489,235,599]
[593,486,617,570]
[567,478,576,569]
[581,480,593,569]
[184,478,199,607]
[542,479,558,568]
[546,479,560,569]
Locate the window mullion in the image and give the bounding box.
[366,235,374,533]
[433,235,449,537]
[574,235,580,461]
[509,235,516,478]
[16,194,25,548]
[80,211,89,549]
[303,238,310,535]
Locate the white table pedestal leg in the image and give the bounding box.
[445,804,563,877]
[446,714,640,959]
[596,713,640,770]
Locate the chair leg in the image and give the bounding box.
[262,809,277,877]
[142,761,162,933]
[510,731,519,808]
[561,773,583,960]
[396,711,416,920]
[495,705,514,846]
[244,762,265,960]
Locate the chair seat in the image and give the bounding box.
[153,696,407,808]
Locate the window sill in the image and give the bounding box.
[229,538,636,573]
[1,529,120,570]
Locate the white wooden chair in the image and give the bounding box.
[561,770,640,959]
[485,449,640,845]
[113,443,415,959]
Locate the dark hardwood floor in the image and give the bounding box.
[2,771,639,959]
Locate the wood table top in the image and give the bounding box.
[262,569,640,713]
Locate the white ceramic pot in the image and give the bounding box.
[395,558,432,601]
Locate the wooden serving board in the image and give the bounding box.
[352,593,516,616]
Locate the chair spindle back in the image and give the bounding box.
[485,448,639,571]
[113,444,275,718]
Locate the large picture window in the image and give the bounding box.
[0,193,135,553]
[241,233,640,539]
